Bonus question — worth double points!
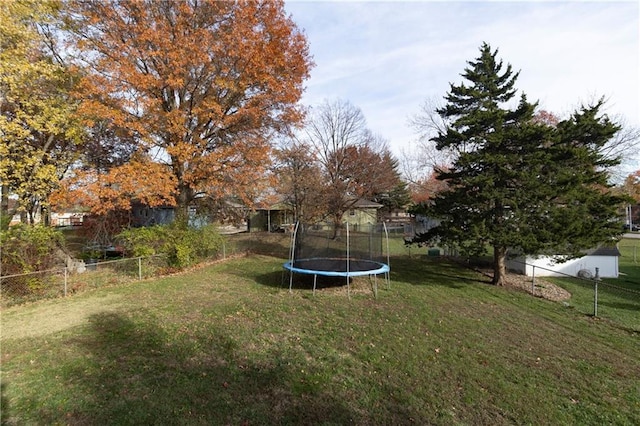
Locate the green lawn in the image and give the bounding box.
[549,239,640,330]
[1,236,639,425]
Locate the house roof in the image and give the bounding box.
[252,197,383,211]
[350,198,383,209]
[510,242,621,258]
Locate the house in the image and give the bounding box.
[247,199,294,232]
[131,202,175,227]
[506,245,621,278]
[4,198,86,227]
[247,197,384,232]
[51,212,85,227]
[342,198,383,230]
[378,207,411,224]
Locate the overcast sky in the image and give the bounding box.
[284,0,639,171]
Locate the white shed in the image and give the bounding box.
[506,246,621,279]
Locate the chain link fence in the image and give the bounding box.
[0,256,165,308]
[521,240,640,331]
[548,272,639,332]
[0,238,249,309]
[3,232,638,331]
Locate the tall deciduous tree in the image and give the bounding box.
[64,0,312,219]
[417,43,626,285]
[0,0,85,226]
[273,141,324,223]
[621,170,640,229]
[306,99,369,228]
[621,170,640,203]
[306,99,401,230]
[408,169,449,205]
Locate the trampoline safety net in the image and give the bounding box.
[290,222,386,267]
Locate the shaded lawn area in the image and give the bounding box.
[1,254,639,425]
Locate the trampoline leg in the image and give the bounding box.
[313,274,317,295]
[347,276,350,299]
[373,274,378,298]
[289,270,294,293]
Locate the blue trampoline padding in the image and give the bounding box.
[283,258,390,277]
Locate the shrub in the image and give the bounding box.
[117,223,224,269]
[0,224,64,295]
[1,224,64,275]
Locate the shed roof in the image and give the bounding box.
[587,246,621,257]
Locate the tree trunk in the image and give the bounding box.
[42,205,50,227]
[174,183,193,227]
[1,184,9,230]
[493,245,507,286]
[331,211,344,239]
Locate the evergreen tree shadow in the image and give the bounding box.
[389,256,491,288]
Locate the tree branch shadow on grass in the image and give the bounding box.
[1,383,10,426]
[37,312,356,425]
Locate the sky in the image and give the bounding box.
[284,0,640,172]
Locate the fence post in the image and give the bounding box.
[531,265,536,295]
[64,267,68,297]
[593,267,600,317]
[138,257,142,281]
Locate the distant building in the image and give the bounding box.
[131,202,175,227]
[506,246,621,278]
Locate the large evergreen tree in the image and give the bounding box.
[418,43,626,285]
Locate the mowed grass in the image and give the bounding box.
[549,239,640,331]
[1,236,639,425]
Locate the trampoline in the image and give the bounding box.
[283,222,391,297]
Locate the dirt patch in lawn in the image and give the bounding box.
[473,267,571,302]
[458,257,572,302]
[502,272,571,302]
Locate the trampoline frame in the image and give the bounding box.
[284,221,391,297]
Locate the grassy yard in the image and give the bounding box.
[548,239,640,331]
[1,235,639,425]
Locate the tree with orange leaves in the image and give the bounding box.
[408,169,449,205]
[63,0,312,219]
[51,155,177,216]
[622,170,640,202]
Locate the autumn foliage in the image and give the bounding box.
[51,156,177,215]
[622,170,640,202]
[62,0,312,216]
[0,0,85,224]
[409,169,449,204]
